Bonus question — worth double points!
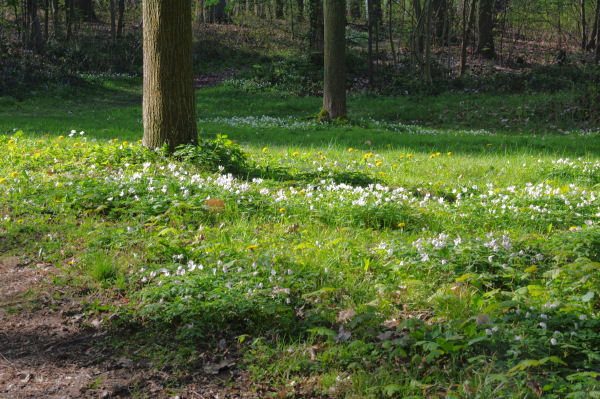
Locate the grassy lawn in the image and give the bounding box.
[1,79,599,397]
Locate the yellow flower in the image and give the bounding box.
[279,208,286,213]
[436,152,441,156]
[81,142,86,147]
[569,226,579,231]
[364,152,373,159]
[292,151,299,157]
[487,143,492,146]
[113,138,119,143]
[429,154,436,159]
[262,147,268,152]
[376,160,382,167]
[58,135,64,140]
[348,147,353,152]
[397,222,406,228]
[447,152,452,156]
[246,245,258,250]
[0,178,6,184]
[122,141,128,146]
[73,142,79,147]
[407,153,412,158]
[10,171,18,178]
[7,139,14,144]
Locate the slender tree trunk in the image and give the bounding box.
[44,0,49,41]
[296,0,304,21]
[596,0,600,62]
[348,0,360,19]
[275,0,284,18]
[117,0,125,37]
[52,0,59,38]
[66,0,73,41]
[110,0,116,41]
[477,0,495,58]
[142,0,198,150]
[423,0,432,83]
[367,0,374,85]
[582,0,587,51]
[460,0,476,76]
[323,0,346,120]
[308,0,324,64]
[29,0,44,53]
[388,0,397,66]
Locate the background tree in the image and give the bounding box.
[477,0,495,58]
[142,0,197,150]
[322,0,346,119]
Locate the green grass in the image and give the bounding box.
[0,78,599,397]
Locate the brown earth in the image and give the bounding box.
[0,256,263,399]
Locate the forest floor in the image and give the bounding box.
[0,255,258,399]
[1,76,599,398]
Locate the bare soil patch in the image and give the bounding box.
[0,256,257,399]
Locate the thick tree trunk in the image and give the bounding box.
[142,0,198,150]
[323,0,346,120]
[477,0,495,58]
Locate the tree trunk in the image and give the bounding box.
[582,0,587,51]
[477,0,495,58]
[275,0,284,18]
[75,0,96,22]
[117,0,125,37]
[29,0,44,53]
[348,0,360,19]
[308,0,324,64]
[596,0,600,62]
[66,0,73,41]
[367,0,374,84]
[297,0,304,21]
[423,0,432,83]
[110,0,116,41]
[460,0,476,76]
[142,0,198,150]
[323,0,346,120]
[52,0,60,38]
[44,0,49,41]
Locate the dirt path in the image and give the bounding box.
[0,256,253,399]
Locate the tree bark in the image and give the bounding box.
[582,0,587,51]
[297,0,304,22]
[460,0,476,76]
[323,0,346,120]
[308,0,324,64]
[142,0,198,150]
[117,0,125,37]
[110,0,116,41]
[29,0,44,53]
[477,0,495,58]
[348,0,360,19]
[275,0,284,18]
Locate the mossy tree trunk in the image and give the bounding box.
[322,0,346,119]
[142,0,197,151]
